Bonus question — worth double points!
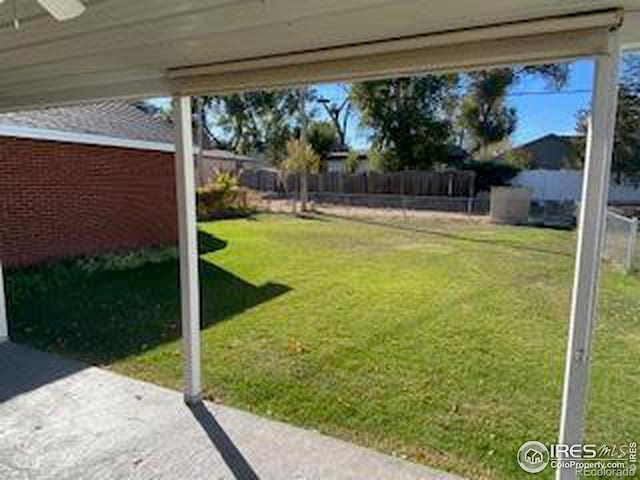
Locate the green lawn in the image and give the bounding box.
[7,214,639,479]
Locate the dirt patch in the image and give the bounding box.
[259,199,490,224]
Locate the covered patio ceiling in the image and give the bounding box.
[0,0,639,110]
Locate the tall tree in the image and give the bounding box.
[461,65,569,159]
[576,54,640,183]
[213,90,300,164]
[307,121,339,163]
[351,75,458,171]
[316,84,352,150]
[461,70,517,160]
[281,138,321,212]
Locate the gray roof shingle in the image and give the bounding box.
[0,101,174,143]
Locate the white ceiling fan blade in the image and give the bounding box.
[37,0,86,21]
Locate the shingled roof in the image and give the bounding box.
[0,101,174,143]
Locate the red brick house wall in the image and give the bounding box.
[0,136,178,267]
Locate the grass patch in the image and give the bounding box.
[7,214,639,479]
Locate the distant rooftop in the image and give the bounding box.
[0,101,256,163]
[0,101,174,144]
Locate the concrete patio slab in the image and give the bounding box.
[0,342,463,480]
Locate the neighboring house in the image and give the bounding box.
[326,151,369,173]
[501,134,582,170]
[0,101,256,266]
[512,169,640,205]
[198,149,258,182]
[507,133,640,205]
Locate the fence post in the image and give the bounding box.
[467,173,476,215]
[401,171,407,218]
[627,217,638,272]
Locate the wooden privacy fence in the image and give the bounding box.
[240,170,476,197]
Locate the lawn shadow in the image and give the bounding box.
[199,261,290,330]
[318,212,573,258]
[8,231,291,366]
[294,213,332,222]
[198,230,229,254]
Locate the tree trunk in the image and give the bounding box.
[301,173,308,211]
[299,87,309,212]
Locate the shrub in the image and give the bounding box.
[462,160,521,193]
[368,148,399,172]
[502,149,534,169]
[197,172,254,220]
[280,139,321,174]
[345,151,361,174]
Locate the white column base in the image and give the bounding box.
[184,393,203,406]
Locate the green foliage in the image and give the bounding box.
[213,90,301,164]
[518,63,570,89]
[462,160,521,192]
[280,139,322,174]
[368,148,400,172]
[576,54,640,183]
[212,171,238,191]
[307,121,338,161]
[351,76,458,171]
[197,173,252,219]
[461,65,569,158]
[461,70,517,158]
[344,151,361,174]
[502,149,534,169]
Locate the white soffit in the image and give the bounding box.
[169,9,623,96]
[621,10,640,49]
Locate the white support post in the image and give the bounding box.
[173,96,202,405]
[556,34,619,480]
[0,262,8,342]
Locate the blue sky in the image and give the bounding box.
[507,60,593,146]
[311,60,595,149]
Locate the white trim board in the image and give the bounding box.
[0,125,175,153]
[169,10,620,96]
[0,125,257,162]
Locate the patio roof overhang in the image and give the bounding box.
[0,0,638,110]
[0,3,637,480]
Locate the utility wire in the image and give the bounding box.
[506,89,592,97]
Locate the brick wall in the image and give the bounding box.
[0,136,178,267]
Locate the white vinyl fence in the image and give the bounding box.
[512,169,640,203]
[604,210,639,273]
